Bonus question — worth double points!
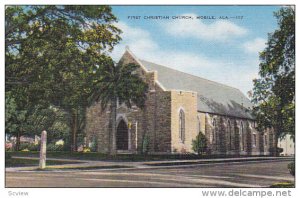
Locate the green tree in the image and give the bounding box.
[192,132,208,155]
[91,60,148,155]
[6,90,70,150]
[5,91,29,151]
[5,6,121,151]
[251,7,295,156]
[26,105,70,144]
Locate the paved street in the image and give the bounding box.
[6,159,294,187]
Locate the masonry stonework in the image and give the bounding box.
[170,90,198,153]
[85,49,275,156]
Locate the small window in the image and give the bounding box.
[252,134,257,147]
[240,122,244,151]
[212,118,216,143]
[264,135,268,146]
[228,120,232,150]
[179,110,185,143]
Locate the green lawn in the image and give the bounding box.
[6,151,275,162]
[270,182,295,188]
[37,165,132,171]
[5,158,82,167]
[6,151,221,162]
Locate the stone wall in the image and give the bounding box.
[202,113,272,156]
[170,90,198,153]
[85,50,172,153]
[85,49,275,156]
[85,103,110,153]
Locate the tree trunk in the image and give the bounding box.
[274,135,278,156]
[109,98,117,156]
[273,129,279,156]
[15,131,21,151]
[70,109,78,152]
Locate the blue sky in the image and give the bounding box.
[109,6,281,97]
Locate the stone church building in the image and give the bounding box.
[85,49,276,155]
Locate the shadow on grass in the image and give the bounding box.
[6,151,284,162]
[36,165,132,171]
[5,158,82,168]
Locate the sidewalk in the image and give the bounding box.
[6,156,293,172]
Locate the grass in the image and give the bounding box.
[37,165,132,171]
[144,157,291,166]
[270,182,295,188]
[5,158,82,167]
[6,151,278,162]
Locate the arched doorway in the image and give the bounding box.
[116,119,128,150]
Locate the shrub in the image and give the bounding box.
[192,131,208,155]
[5,142,13,151]
[21,148,29,152]
[288,161,295,176]
[47,143,64,151]
[83,147,91,153]
[5,153,12,161]
[62,139,71,151]
[19,142,40,151]
[19,142,31,151]
[277,147,284,154]
[142,135,150,154]
[89,138,98,152]
[27,143,40,151]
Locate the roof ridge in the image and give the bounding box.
[139,59,241,92]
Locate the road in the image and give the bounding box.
[6,160,294,188]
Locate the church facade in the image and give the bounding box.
[85,49,276,156]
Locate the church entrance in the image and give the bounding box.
[116,119,128,150]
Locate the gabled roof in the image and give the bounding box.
[139,59,254,120]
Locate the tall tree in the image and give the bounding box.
[6,92,70,150]
[91,60,148,155]
[251,7,295,155]
[5,5,121,151]
[5,91,30,151]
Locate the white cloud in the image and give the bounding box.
[243,38,266,54]
[163,13,247,41]
[111,22,219,70]
[210,61,259,97]
[110,22,258,96]
[111,22,159,60]
[116,22,158,51]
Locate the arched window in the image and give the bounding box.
[240,121,244,151]
[227,120,231,150]
[252,133,257,147]
[179,110,185,143]
[212,118,216,144]
[264,134,268,146]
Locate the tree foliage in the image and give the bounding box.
[5,5,122,151]
[6,91,70,150]
[92,61,149,155]
[192,132,208,155]
[5,91,28,150]
[251,7,295,148]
